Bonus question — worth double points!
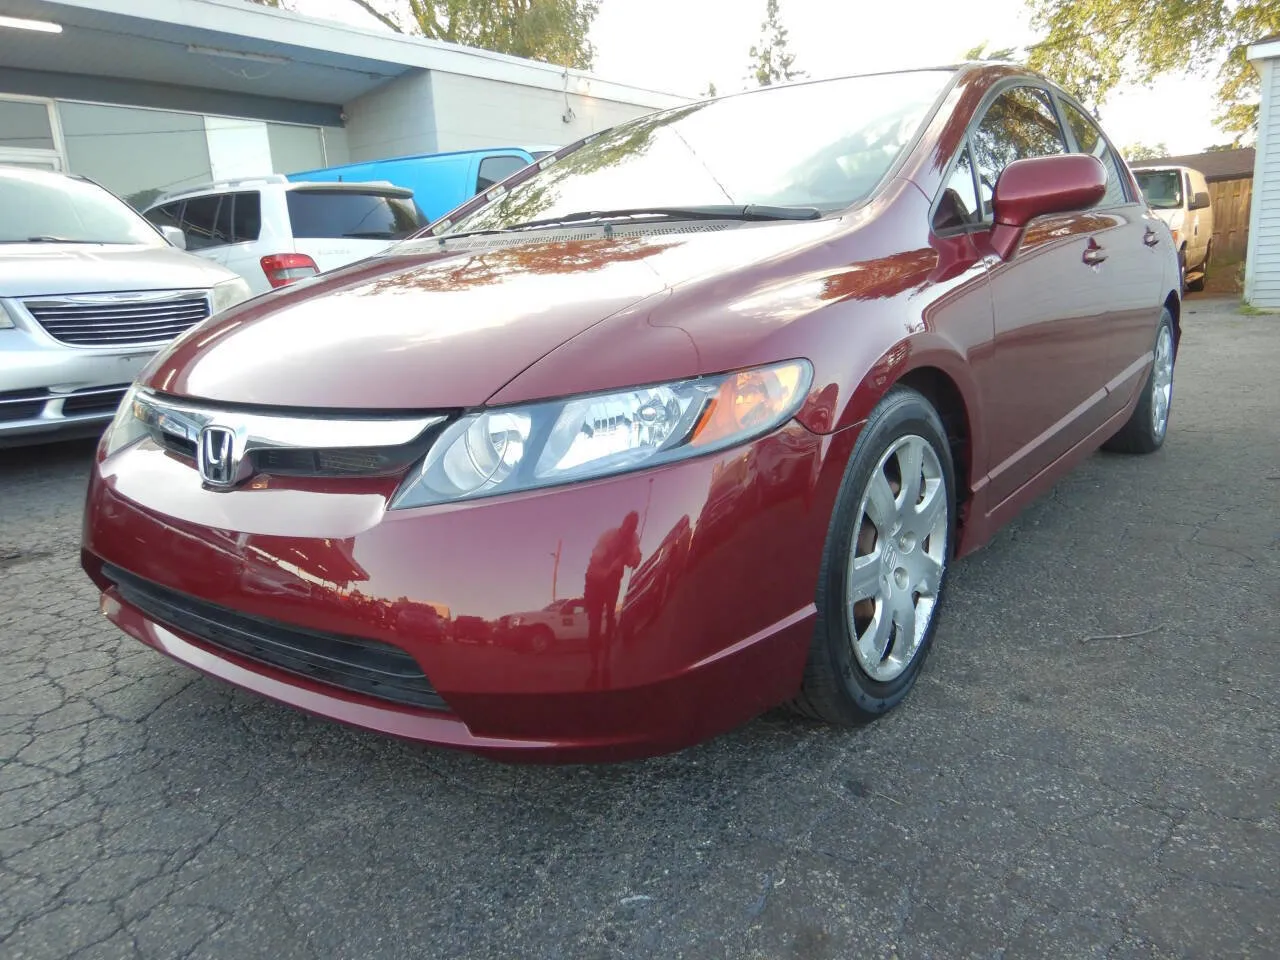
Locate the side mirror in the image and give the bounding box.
[1190,191,1211,211]
[160,225,187,250]
[989,154,1107,259]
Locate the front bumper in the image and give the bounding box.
[0,324,157,446]
[81,422,851,762]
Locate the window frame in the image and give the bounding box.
[1048,89,1135,207]
[929,138,983,237]
[929,76,1077,235]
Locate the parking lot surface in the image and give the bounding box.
[2,296,1277,960]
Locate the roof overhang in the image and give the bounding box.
[0,0,689,108]
[1248,37,1280,63]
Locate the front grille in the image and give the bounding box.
[61,385,129,416]
[25,292,211,346]
[103,564,449,712]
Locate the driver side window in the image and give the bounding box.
[971,86,1068,221]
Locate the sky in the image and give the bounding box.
[296,0,1230,155]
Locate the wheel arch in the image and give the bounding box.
[1164,291,1182,348]
[894,364,976,519]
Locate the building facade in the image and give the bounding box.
[1247,35,1280,307]
[0,0,686,209]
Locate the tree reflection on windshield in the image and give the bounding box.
[446,70,955,235]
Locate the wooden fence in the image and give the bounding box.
[1208,176,1252,262]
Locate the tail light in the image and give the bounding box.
[260,253,319,288]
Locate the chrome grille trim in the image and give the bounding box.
[23,290,211,347]
[128,390,448,484]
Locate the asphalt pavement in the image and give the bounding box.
[1,295,1277,960]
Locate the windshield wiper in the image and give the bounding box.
[505,204,822,232]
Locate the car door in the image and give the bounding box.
[1055,95,1165,414]
[972,84,1119,507]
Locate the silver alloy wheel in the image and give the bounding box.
[846,435,948,682]
[1151,324,1174,439]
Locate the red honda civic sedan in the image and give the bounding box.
[82,64,1179,762]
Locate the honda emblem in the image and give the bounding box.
[197,425,239,487]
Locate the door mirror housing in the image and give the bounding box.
[1190,190,1211,211]
[160,225,187,250]
[989,154,1108,259]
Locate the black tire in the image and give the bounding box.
[789,387,956,725]
[1103,308,1176,455]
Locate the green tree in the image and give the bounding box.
[1025,0,1280,143]
[251,0,599,69]
[1122,141,1169,162]
[962,41,1019,61]
[747,0,804,87]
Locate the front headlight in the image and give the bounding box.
[103,385,147,457]
[391,360,813,509]
[211,277,252,315]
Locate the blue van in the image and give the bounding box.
[287,146,558,223]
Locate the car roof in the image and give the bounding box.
[149,176,414,207]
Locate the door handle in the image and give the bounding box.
[1083,239,1107,265]
[1143,228,1161,247]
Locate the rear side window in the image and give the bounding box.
[971,86,1068,220]
[285,191,425,240]
[180,195,227,250]
[476,155,528,193]
[230,191,262,243]
[1058,99,1128,207]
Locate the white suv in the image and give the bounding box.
[143,176,428,295]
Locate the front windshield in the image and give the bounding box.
[442,70,953,235]
[0,171,164,245]
[1134,170,1183,210]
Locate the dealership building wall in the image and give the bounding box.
[0,0,685,209]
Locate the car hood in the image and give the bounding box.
[144,220,845,410]
[0,243,237,297]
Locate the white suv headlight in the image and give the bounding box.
[390,360,813,509]
[211,277,252,315]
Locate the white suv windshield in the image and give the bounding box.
[0,171,163,245]
[444,70,953,234]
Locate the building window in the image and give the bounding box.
[59,102,214,210]
[267,123,326,175]
[0,99,55,151]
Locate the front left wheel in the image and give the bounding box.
[790,387,955,725]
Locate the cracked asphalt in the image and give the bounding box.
[2,296,1277,960]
